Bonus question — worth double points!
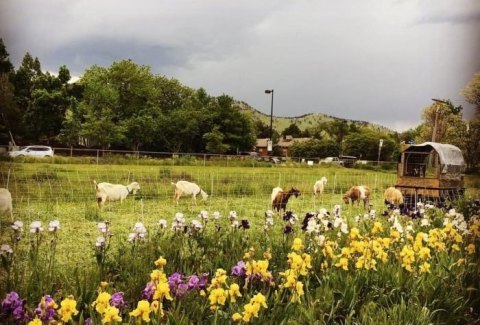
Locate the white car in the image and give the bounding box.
[8,146,54,158]
[319,157,344,166]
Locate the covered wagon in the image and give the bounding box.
[395,142,466,207]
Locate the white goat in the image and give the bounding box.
[171,181,208,205]
[0,188,13,220]
[313,177,328,197]
[94,180,140,208]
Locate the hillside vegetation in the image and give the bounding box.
[237,101,394,135]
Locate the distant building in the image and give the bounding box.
[255,138,270,157]
[256,136,311,157]
[277,135,311,157]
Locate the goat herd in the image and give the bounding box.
[93,177,404,212]
[0,177,405,220]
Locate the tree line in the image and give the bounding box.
[0,40,255,154]
[0,38,479,167]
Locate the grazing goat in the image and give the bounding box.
[343,185,370,208]
[313,177,328,197]
[0,188,13,220]
[271,187,301,212]
[383,187,404,206]
[94,180,140,208]
[171,181,208,205]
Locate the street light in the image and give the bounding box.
[265,89,274,146]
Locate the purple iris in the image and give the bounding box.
[231,261,246,278]
[187,275,200,289]
[241,220,250,229]
[176,283,189,297]
[284,225,293,234]
[197,273,209,289]
[283,211,294,222]
[35,295,56,322]
[110,292,126,308]
[168,273,208,297]
[142,282,155,300]
[1,292,26,321]
[168,273,184,289]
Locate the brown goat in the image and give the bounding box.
[272,187,301,212]
[342,185,370,208]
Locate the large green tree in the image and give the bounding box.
[281,123,302,138]
[460,73,480,168]
[417,99,464,144]
[24,68,73,142]
[207,95,256,154]
[290,139,340,158]
[0,39,18,143]
[343,129,398,161]
[76,61,162,150]
[462,72,480,112]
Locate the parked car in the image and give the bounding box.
[319,157,344,166]
[8,145,54,158]
[339,155,358,168]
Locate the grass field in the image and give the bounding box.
[0,161,479,324]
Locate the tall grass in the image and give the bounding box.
[0,161,479,324]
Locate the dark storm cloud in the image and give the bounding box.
[1,0,479,131]
[417,10,480,25]
[45,39,188,77]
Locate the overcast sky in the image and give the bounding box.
[1,0,479,131]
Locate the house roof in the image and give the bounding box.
[256,138,269,148]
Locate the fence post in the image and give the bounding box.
[334,174,337,194]
[6,168,10,189]
[96,150,99,165]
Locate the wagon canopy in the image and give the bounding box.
[401,142,466,174]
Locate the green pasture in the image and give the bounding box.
[0,162,479,269]
[0,161,479,324]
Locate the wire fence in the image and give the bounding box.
[1,166,399,198]
[1,146,398,169]
[1,148,477,216]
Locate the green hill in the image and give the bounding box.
[236,101,394,134]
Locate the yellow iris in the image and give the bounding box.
[129,300,151,323]
[335,257,349,271]
[102,305,122,324]
[292,238,304,251]
[229,283,242,303]
[154,257,167,268]
[58,295,79,322]
[93,292,111,314]
[28,318,42,325]
[466,244,476,255]
[419,262,431,274]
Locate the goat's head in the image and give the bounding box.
[289,187,301,198]
[342,191,351,204]
[127,182,141,194]
[200,190,209,201]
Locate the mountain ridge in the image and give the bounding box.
[236,101,395,134]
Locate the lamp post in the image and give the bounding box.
[265,89,274,145]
